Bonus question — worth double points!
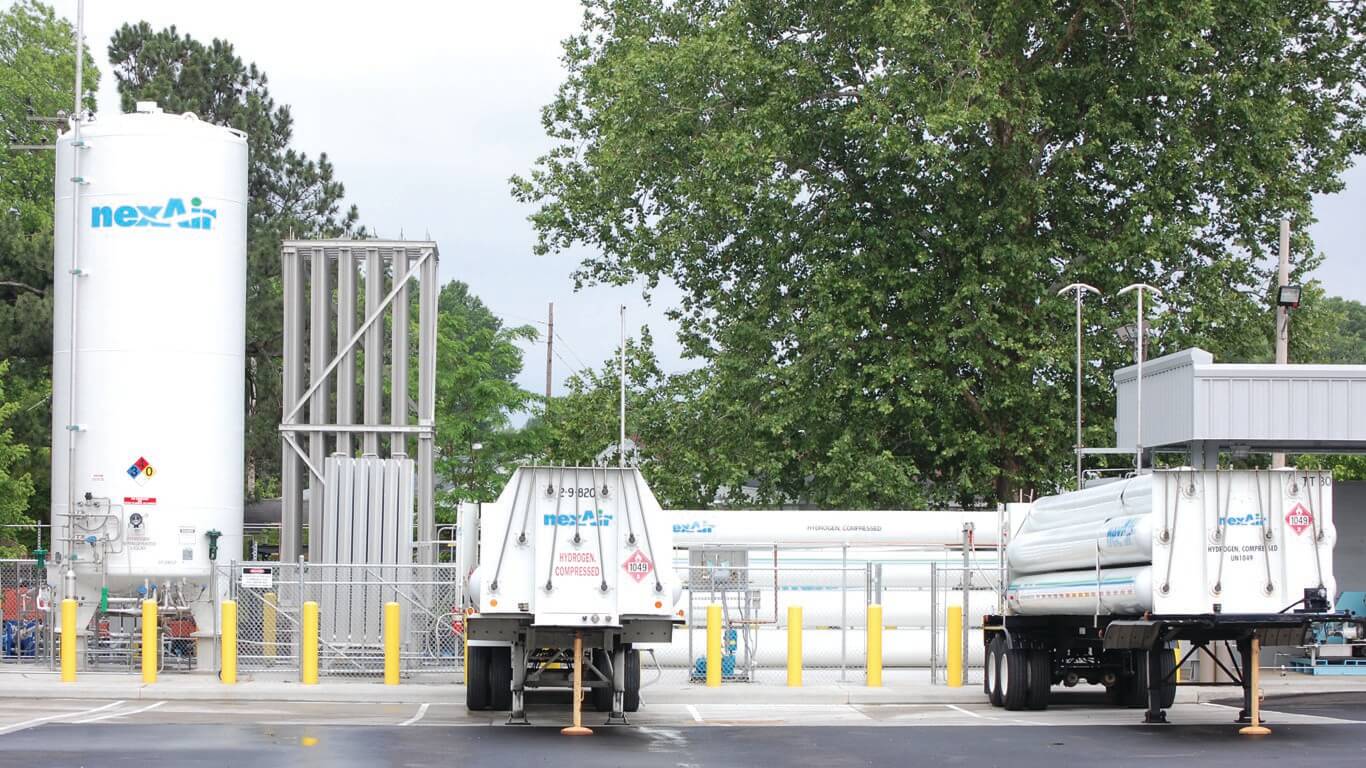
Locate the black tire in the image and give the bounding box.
[590,649,613,712]
[986,636,1005,707]
[1159,648,1178,709]
[465,645,491,711]
[1123,651,1149,708]
[623,647,641,713]
[1027,650,1052,711]
[1002,648,1030,711]
[489,646,513,711]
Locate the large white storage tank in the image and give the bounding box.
[50,102,247,644]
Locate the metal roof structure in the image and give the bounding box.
[1112,348,1366,463]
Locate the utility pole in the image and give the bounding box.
[545,302,554,400]
[619,305,627,468]
[1273,218,1290,469]
[1119,283,1162,473]
[1057,283,1101,489]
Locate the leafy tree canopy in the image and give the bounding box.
[516,0,1366,506]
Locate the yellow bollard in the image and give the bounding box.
[221,600,237,684]
[866,604,883,687]
[1239,636,1270,736]
[263,592,277,658]
[302,600,319,685]
[1175,643,1183,684]
[141,599,157,684]
[60,598,77,683]
[706,603,722,688]
[384,602,401,686]
[787,605,803,687]
[947,605,963,688]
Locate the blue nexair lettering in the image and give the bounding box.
[673,520,714,534]
[90,197,217,230]
[543,509,612,527]
[1105,518,1136,543]
[1218,513,1266,527]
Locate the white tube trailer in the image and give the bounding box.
[984,469,1354,724]
[465,466,681,724]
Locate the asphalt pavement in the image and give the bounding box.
[1,690,1364,767]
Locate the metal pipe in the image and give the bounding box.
[281,247,306,561]
[391,247,409,456]
[417,250,438,564]
[619,304,626,467]
[363,247,382,455]
[62,0,86,583]
[308,249,331,550]
[336,247,356,456]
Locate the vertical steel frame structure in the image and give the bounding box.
[279,240,439,564]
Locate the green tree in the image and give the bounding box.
[0,0,99,545]
[432,281,538,519]
[108,23,363,499]
[541,329,761,508]
[1319,296,1366,364]
[0,362,36,557]
[515,0,1366,506]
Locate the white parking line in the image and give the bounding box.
[400,703,430,726]
[0,700,126,736]
[946,704,986,719]
[74,700,165,724]
[686,705,703,723]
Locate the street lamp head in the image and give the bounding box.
[1276,284,1302,308]
[471,442,483,452]
[1116,322,1150,344]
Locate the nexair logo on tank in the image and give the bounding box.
[90,197,217,230]
[544,509,612,527]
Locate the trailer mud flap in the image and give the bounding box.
[1103,620,1161,650]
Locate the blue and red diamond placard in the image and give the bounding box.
[126,456,156,486]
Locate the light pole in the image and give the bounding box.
[1057,283,1101,489]
[1118,284,1162,472]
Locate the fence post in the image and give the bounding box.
[302,600,319,685]
[787,605,802,687]
[60,598,76,682]
[866,603,883,687]
[947,604,963,688]
[384,601,401,686]
[706,603,722,688]
[221,600,237,684]
[263,592,277,657]
[141,599,157,684]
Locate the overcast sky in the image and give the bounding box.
[35,1,1366,399]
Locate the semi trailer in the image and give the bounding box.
[984,468,1351,723]
[464,465,680,724]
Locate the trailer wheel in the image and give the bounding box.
[1002,648,1030,711]
[1159,648,1177,709]
[590,649,612,712]
[1122,651,1149,708]
[489,645,513,711]
[1026,650,1051,710]
[465,645,491,711]
[986,636,1004,707]
[623,646,641,713]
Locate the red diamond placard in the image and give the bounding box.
[1286,503,1314,536]
[622,549,654,583]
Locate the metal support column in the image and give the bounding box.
[417,251,438,564]
[281,247,306,561]
[336,247,356,457]
[391,248,410,457]
[308,250,332,553]
[962,523,973,685]
[363,247,383,456]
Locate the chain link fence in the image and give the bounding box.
[221,561,463,678]
[0,560,49,669]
